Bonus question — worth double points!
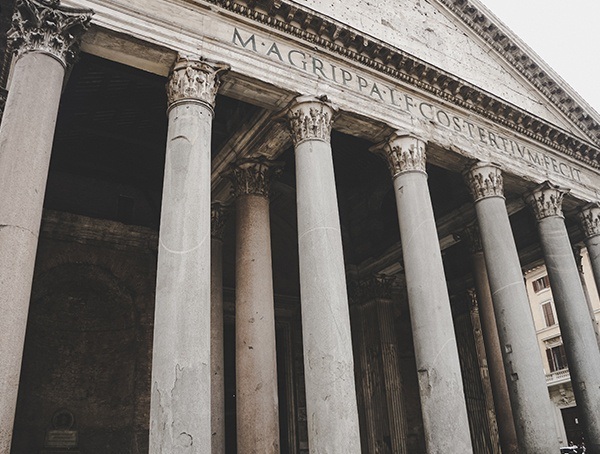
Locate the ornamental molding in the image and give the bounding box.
[454,223,483,254]
[285,95,336,146]
[166,56,229,111]
[226,157,282,199]
[578,203,600,239]
[525,182,568,221]
[211,202,229,240]
[464,162,504,202]
[195,0,600,168]
[8,0,93,67]
[373,133,426,177]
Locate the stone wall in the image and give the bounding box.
[11,211,157,454]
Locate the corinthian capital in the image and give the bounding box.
[464,162,504,202]
[525,182,568,221]
[226,158,283,199]
[8,0,93,67]
[166,56,229,111]
[285,95,336,146]
[454,223,483,254]
[211,202,229,241]
[579,203,600,239]
[372,132,426,178]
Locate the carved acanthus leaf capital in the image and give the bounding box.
[8,0,93,67]
[464,162,504,202]
[579,203,600,239]
[525,182,568,221]
[167,56,229,111]
[372,132,427,177]
[454,223,483,254]
[226,158,283,199]
[285,95,336,146]
[211,202,229,241]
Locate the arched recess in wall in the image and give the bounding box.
[13,263,137,454]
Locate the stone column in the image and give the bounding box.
[211,202,227,454]
[0,1,92,450]
[373,133,472,453]
[149,56,228,453]
[573,244,600,348]
[464,162,559,452]
[359,275,409,454]
[459,225,519,454]
[285,96,361,452]
[525,183,600,452]
[579,204,600,330]
[228,158,280,453]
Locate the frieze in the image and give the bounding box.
[464,162,504,202]
[226,158,282,199]
[285,95,336,146]
[8,0,93,67]
[166,56,229,111]
[525,182,567,221]
[578,203,600,239]
[231,27,585,184]
[374,133,426,177]
[202,1,600,166]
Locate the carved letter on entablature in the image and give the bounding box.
[454,223,483,254]
[525,182,568,221]
[211,202,229,241]
[8,0,93,67]
[285,95,336,146]
[372,133,426,178]
[579,203,600,240]
[226,158,283,199]
[166,56,229,112]
[464,162,504,202]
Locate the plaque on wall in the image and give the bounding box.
[40,409,81,454]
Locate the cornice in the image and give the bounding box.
[194,0,600,169]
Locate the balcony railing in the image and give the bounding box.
[546,368,570,386]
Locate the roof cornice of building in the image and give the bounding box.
[196,0,600,169]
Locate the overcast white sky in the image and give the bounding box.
[480,0,600,115]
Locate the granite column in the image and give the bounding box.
[285,96,361,452]
[464,162,559,452]
[229,159,280,453]
[525,183,600,453]
[459,224,519,454]
[373,133,472,453]
[579,203,600,335]
[0,1,92,450]
[149,56,228,453]
[211,203,227,454]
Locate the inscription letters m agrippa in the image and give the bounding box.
[232,28,583,183]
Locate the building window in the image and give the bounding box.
[532,275,550,293]
[546,343,568,372]
[541,301,556,327]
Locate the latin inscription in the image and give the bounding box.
[232,28,583,183]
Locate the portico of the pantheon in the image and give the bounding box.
[1,0,600,453]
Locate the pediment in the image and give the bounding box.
[290,0,598,144]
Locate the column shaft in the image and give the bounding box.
[466,232,519,454]
[376,134,472,453]
[211,204,227,454]
[0,2,91,450]
[234,191,279,453]
[150,57,227,453]
[579,204,600,343]
[465,163,559,452]
[288,96,361,452]
[527,185,600,452]
[376,299,408,453]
